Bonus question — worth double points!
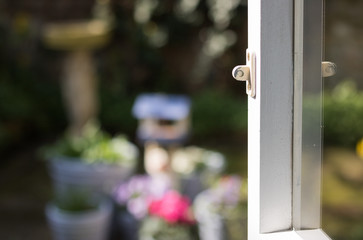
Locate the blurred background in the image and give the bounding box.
[0,0,362,240]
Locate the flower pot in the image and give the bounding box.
[48,157,135,195]
[45,199,112,240]
[194,190,247,240]
[195,209,226,240]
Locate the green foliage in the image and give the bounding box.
[0,67,66,153]
[42,121,138,165]
[54,189,98,212]
[324,80,363,147]
[140,216,197,240]
[0,20,66,153]
[82,134,138,165]
[98,89,137,136]
[42,121,108,158]
[191,89,247,138]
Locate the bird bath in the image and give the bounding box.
[42,0,113,135]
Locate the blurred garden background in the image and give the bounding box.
[0,0,363,240]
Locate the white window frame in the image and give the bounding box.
[247,0,332,239]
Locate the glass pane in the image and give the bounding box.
[293,0,324,230]
[323,1,363,239]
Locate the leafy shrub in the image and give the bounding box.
[54,189,98,212]
[324,80,363,147]
[191,89,247,138]
[42,121,138,165]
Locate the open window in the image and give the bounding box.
[237,0,335,239]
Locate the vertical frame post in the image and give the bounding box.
[247,0,294,236]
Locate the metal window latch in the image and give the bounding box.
[232,53,335,96]
[322,61,337,77]
[232,49,256,98]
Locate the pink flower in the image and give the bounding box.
[149,191,195,224]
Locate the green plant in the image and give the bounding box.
[54,189,98,212]
[191,89,247,138]
[42,120,138,165]
[324,80,363,147]
[140,216,196,240]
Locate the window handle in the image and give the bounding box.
[232,49,256,98]
[322,61,337,77]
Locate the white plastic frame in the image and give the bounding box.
[247,0,332,239]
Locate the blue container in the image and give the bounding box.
[132,94,191,145]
